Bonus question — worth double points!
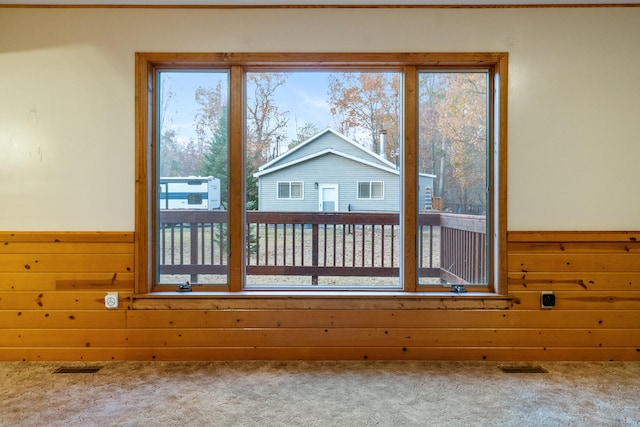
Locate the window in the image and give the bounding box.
[277,182,303,199]
[135,53,508,296]
[358,181,384,200]
[417,71,490,286]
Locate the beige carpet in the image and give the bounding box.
[1,361,639,426]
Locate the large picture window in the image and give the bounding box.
[135,53,508,295]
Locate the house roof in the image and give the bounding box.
[254,128,435,179]
[254,148,398,178]
[257,128,397,173]
[253,128,435,178]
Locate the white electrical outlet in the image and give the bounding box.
[105,292,119,309]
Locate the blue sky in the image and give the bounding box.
[160,71,335,146]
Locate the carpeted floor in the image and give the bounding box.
[1,361,639,426]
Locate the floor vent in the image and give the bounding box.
[53,367,102,374]
[500,366,547,374]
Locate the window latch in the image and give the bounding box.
[176,282,192,292]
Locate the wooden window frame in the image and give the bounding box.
[134,52,509,301]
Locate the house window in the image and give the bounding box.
[358,181,384,200]
[135,52,508,296]
[277,182,303,199]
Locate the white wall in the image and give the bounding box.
[1,7,638,231]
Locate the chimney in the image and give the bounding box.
[379,130,387,159]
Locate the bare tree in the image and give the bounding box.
[246,72,290,168]
[418,72,487,212]
[194,82,225,146]
[328,72,400,156]
[438,73,487,211]
[158,75,186,176]
[288,121,320,150]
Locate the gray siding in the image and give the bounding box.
[257,129,435,212]
[259,152,400,212]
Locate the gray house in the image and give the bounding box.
[254,128,435,212]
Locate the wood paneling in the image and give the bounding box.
[1,230,638,361]
[0,273,134,291]
[0,254,133,273]
[508,272,638,291]
[3,328,639,348]
[0,291,134,310]
[1,347,638,363]
[3,310,127,329]
[124,309,640,329]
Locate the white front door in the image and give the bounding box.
[319,185,339,212]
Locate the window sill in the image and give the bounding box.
[132,291,511,310]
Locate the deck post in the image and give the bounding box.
[190,223,199,284]
[312,223,319,285]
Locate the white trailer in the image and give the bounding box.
[159,176,221,210]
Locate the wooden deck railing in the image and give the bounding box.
[159,210,486,285]
[439,213,487,284]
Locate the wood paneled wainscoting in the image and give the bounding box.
[1,231,638,361]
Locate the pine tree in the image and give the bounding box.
[200,106,229,207]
